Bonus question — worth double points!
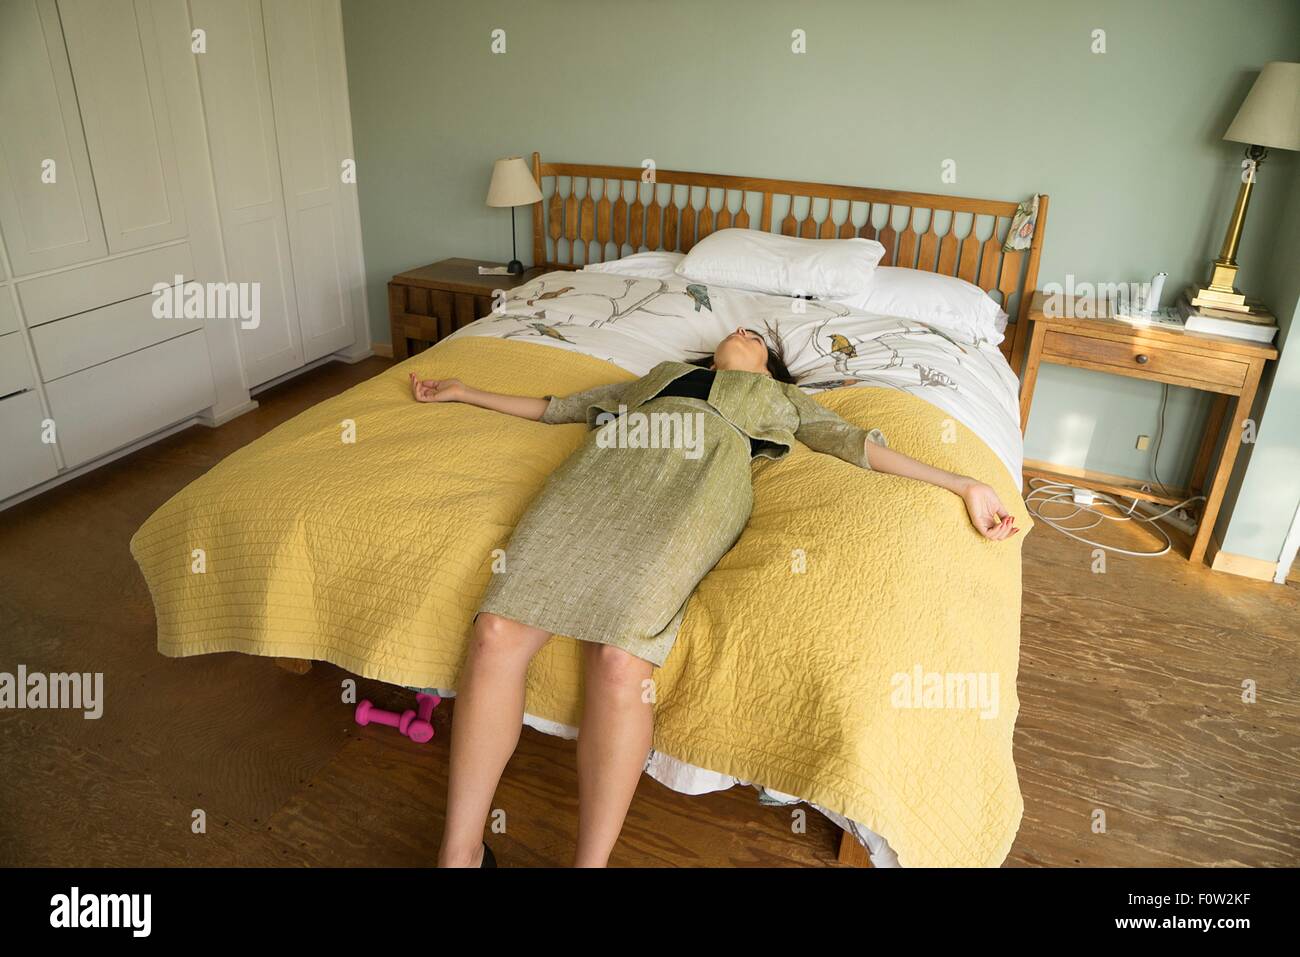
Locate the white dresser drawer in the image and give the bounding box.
[45,329,216,468]
[0,330,35,398]
[0,289,18,337]
[0,390,59,500]
[17,242,195,327]
[31,286,202,382]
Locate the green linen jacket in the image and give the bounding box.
[541,360,886,468]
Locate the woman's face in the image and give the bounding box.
[713,327,769,374]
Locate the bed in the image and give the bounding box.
[130,155,1049,867]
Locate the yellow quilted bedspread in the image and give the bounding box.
[130,335,1031,866]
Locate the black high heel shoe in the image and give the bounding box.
[480,841,497,868]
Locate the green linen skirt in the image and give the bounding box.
[477,396,755,666]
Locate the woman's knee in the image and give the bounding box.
[472,612,542,660]
[585,643,653,693]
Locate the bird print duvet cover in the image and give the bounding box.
[448,267,1024,484]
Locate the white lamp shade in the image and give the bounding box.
[486,156,543,207]
[1224,61,1300,152]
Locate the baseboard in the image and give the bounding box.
[372,342,393,359]
[1205,534,1282,583]
[250,354,342,396]
[0,416,205,512]
[333,345,375,363]
[198,398,259,427]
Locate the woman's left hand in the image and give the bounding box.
[960,480,1019,541]
[409,372,466,403]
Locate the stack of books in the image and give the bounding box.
[1178,287,1278,343]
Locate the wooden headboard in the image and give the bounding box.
[528,152,1048,375]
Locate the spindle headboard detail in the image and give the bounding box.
[527,152,1048,375]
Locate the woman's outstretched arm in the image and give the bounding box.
[410,373,547,420]
[863,440,1019,542]
[787,386,1018,541]
[410,372,634,424]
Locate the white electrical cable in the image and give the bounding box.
[1024,478,1206,557]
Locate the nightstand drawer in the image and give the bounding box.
[1042,329,1248,391]
[391,286,488,342]
[388,259,544,360]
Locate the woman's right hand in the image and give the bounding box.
[410,372,467,403]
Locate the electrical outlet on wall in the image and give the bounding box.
[1135,435,1151,451]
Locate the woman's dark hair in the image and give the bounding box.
[687,322,796,384]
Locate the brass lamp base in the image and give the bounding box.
[1193,144,1269,313]
[1190,267,1250,312]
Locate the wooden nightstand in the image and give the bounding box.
[1019,291,1278,564]
[387,258,545,360]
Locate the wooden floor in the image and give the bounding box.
[1,356,1295,867]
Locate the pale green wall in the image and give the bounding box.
[339,0,1299,559]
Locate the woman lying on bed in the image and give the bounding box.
[409,327,1018,868]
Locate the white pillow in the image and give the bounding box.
[583,251,685,281]
[674,228,884,299]
[835,267,1009,346]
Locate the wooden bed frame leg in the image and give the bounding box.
[837,830,874,867]
[275,657,313,675]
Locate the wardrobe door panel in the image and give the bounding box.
[58,0,189,253]
[263,0,356,363]
[226,214,302,384]
[0,0,108,274]
[191,0,303,386]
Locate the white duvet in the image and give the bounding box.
[438,266,1024,866]
[447,269,1024,484]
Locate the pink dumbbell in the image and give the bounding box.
[354,699,416,736]
[354,692,441,744]
[407,692,441,743]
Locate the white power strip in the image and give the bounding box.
[1132,497,1199,536]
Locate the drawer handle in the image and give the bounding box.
[1135,354,1150,364]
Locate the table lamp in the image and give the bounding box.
[486,156,543,275]
[1191,61,1300,312]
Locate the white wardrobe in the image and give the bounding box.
[0,0,370,506]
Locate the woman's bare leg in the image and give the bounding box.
[573,642,655,867]
[438,612,552,867]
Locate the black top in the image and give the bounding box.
[651,367,769,457]
[653,366,716,402]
